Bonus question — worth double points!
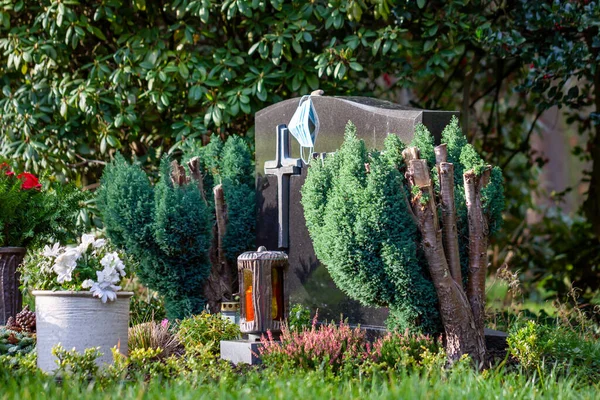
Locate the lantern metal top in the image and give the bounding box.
[237,246,288,264]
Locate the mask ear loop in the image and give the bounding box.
[303,96,319,165]
[300,146,314,165]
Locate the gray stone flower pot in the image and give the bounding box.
[33,290,133,372]
[0,247,26,325]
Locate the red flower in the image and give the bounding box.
[17,172,42,190]
[1,162,14,176]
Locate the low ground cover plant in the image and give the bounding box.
[259,317,368,373]
[370,331,445,373]
[177,312,240,356]
[259,316,446,375]
[508,320,600,382]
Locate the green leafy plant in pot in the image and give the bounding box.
[0,162,85,324]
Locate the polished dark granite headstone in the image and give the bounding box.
[256,96,458,326]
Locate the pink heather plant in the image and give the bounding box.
[259,314,369,372]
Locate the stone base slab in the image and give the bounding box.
[220,340,263,365]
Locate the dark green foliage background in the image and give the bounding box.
[301,118,503,332]
[1,0,599,304]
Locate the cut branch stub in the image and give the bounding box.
[438,161,462,285]
[402,147,420,164]
[463,169,489,337]
[187,157,208,205]
[478,165,492,192]
[170,160,189,186]
[435,144,448,164]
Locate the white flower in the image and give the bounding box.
[81,279,94,289]
[89,281,121,303]
[96,268,121,285]
[42,243,62,258]
[100,252,125,275]
[53,248,82,284]
[77,234,96,253]
[92,238,106,248]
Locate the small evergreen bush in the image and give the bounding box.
[183,134,255,272]
[302,118,504,337]
[97,154,211,319]
[52,345,101,381]
[97,135,254,319]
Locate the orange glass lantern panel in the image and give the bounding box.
[243,269,254,321]
[271,267,284,320]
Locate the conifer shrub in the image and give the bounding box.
[183,134,255,267]
[97,155,211,319]
[97,135,254,319]
[301,117,504,337]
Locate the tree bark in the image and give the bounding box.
[170,160,188,186]
[463,168,490,337]
[437,158,462,285]
[214,184,232,300]
[187,157,208,205]
[406,154,486,364]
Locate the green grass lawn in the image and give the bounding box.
[2,362,599,400]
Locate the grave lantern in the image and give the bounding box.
[238,246,288,337]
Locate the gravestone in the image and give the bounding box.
[255,96,458,327]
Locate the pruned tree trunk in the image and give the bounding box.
[435,145,462,285]
[187,157,208,205]
[464,167,491,337]
[170,160,232,313]
[170,160,189,186]
[202,184,235,313]
[404,149,486,364]
[203,224,223,313]
[214,184,232,300]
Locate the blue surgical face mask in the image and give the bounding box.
[288,95,320,164]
